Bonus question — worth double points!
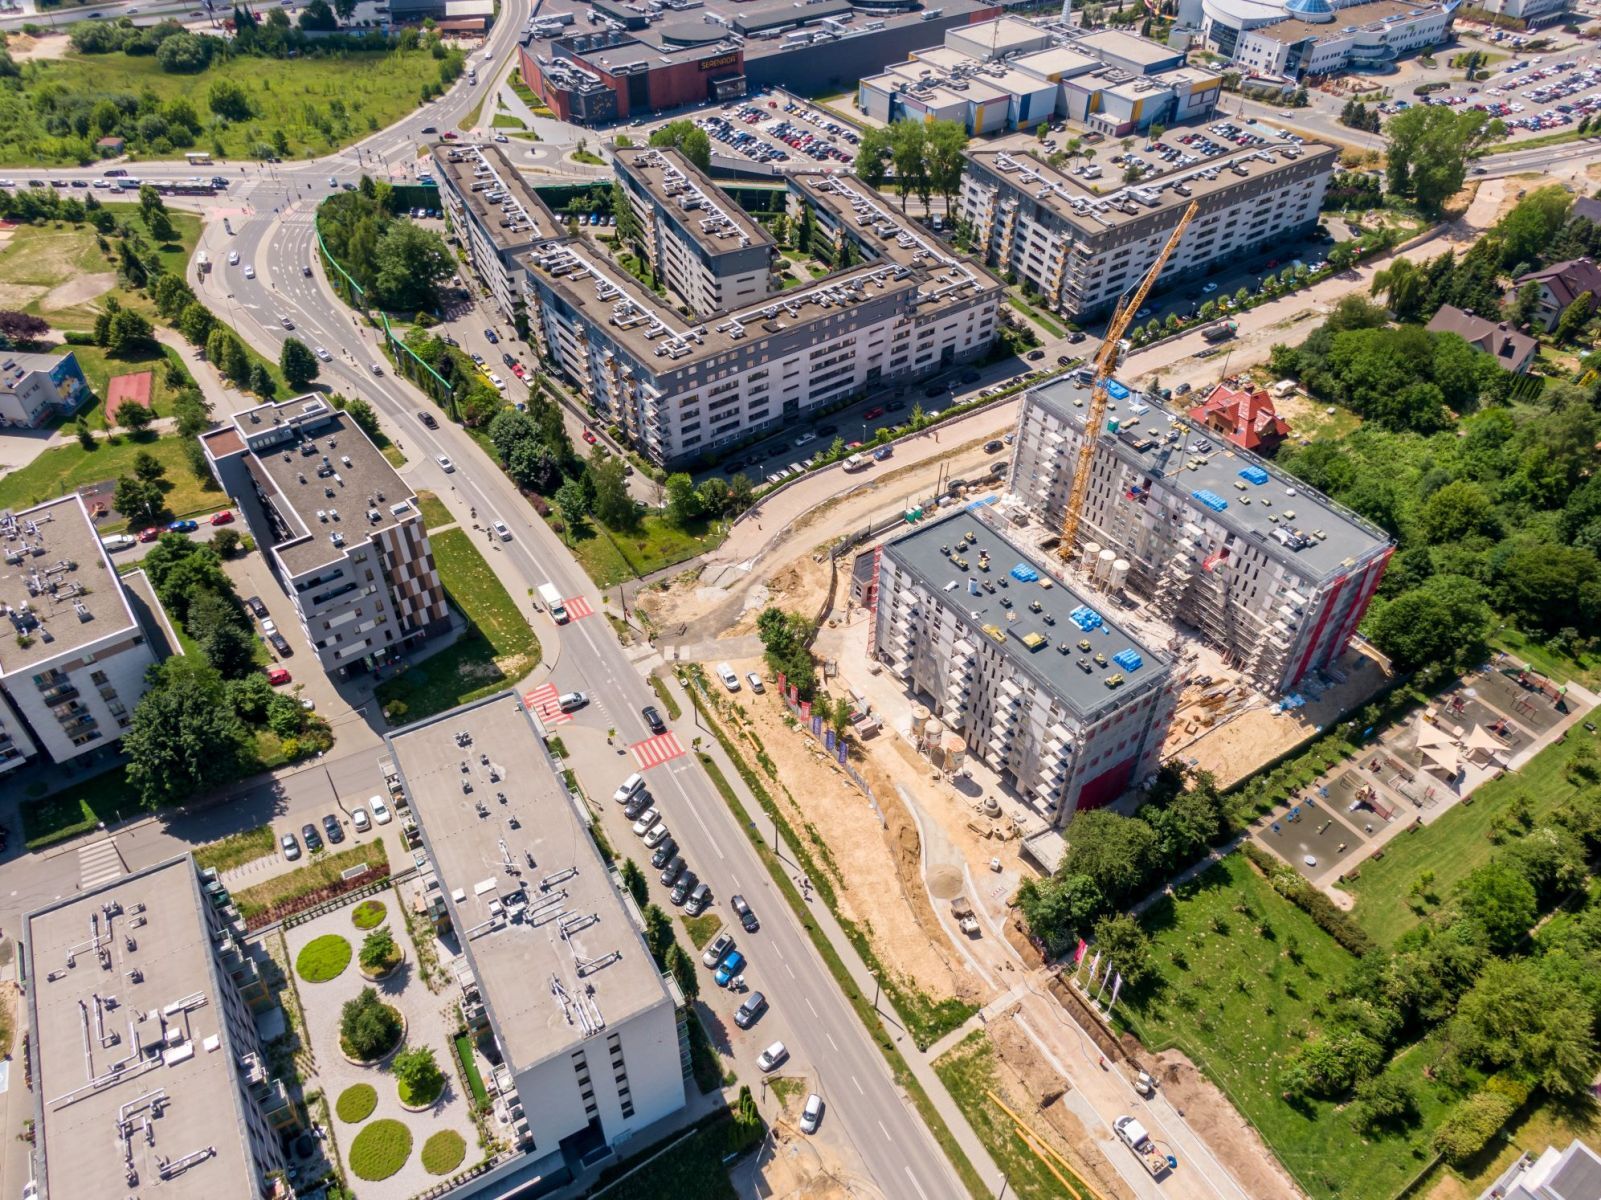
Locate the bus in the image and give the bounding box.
[185,151,212,165]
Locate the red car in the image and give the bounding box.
[863,406,885,420]
[137,527,162,543]
[441,130,459,141]
[582,427,598,445]
[210,510,235,526]
[266,667,291,686]
[510,363,525,380]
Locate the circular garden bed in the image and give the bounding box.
[421,1130,467,1176]
[349,1119,413,1182]
[398,1069,444,1109]
[340,993,407,1066]
[351,899,388,930]
[335,1083,377,1124]
[295,935,352,983]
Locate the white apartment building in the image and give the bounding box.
[868,509,1179,826]
[433,143,571,325]
[23,856,297,1200]
[1202,0,1454,77]
[201,396,450,677]
[612,146,778,318]
[1010,377,1393,693]
[388,695,686,1184]
[0,350,91,429]
[521,171,1001,468]
[0,496,180,771]
[960,137,1336,320]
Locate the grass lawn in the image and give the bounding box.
[453,1033,489,1107]
[336,1083,378,1124]
[193,825,277,875]
[231,842,390,921]
[421,1130,467,1175]
[1006,293,1068,339]
[679,911,723,950]
[1493,629,1601,688]
[375,526,540,721]
[570,148,605,166]
[348,1118,413,1182]
[648,671,682,720]
[560,512,725,589]
[0,49,454,166]
[64,343,186,431]
[1339,727,1595,947]
[491,113,527,129]
[21,764,137,849]
[352,899,388,930]
[295,934,353,983]
[589,1123,739,1200]
[413,489,456,530]
[934,1031,1081,1200]
[1434,1088,1601,1199]
[0,432,223,526]
[1118,854,1467,1200]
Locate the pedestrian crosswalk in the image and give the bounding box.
[563,595,594,621]
[524,682,572,726]
[631,732,686,769]
[78,838,126,891]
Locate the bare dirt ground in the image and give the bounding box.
[758,1116,873,1200]
[7,33,72,63]
[41,272,116,314]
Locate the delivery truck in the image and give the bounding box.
[538,582,568,624]
[1114,1116,1169,1177]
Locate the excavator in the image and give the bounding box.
[1059,198,1200,558]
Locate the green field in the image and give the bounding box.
[0,48,453,166]
[1118,854,1466,1200]
[0,433,223,524]
[561,512,724,589]
[1339,725,1596,947]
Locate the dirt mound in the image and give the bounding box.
[926,863,964,900]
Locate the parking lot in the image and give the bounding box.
[627,89,866,175]
[1377,51,1601,143]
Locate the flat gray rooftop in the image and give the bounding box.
[884,508,1167,720]
[1029,377,1391,581]
[0,495,136,675]
[964,136,1337,236]
[24,858,260,1200]
[231,397,417,578]
[433,143,568,251]
[613,145,774,255]
[387,693,671,1074]
[1074,28,1181,66]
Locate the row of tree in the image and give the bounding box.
[316,179,453,313]
[853,118,969,217]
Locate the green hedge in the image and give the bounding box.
[1243,841,1375,956]
[1432,1090,1518,1164]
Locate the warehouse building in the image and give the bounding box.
[387,694,687,1183]
[522,32,749,125]
[1008,376,1393,694]
[867,508,1179,824]
[22,856,296,1200]
[202,396,450,677]
[1201,0,1454,78]
[959,136,1335,320]
[503,168,1000,467]
[612,145,779,317]
[0,495,181,774]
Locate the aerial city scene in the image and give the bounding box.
[2,0,1601,1195]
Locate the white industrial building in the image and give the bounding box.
[0,495,181,773]
[867,508,1180,825]
[1008,376,1393,694]
[387,694,687,1185]
[1201,0,1455,78]
[959,135,1336,320]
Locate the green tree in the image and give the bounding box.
[1090,913,1153,987]
[207,78,253,121]
[1416,480,1496,544]
[1493,543,1601,635]
[1554,290,1594,344]
[643,903,673,966]
[755,606,816,698]
[1507,279,1544,328]
[1457,861,1538,953]
[132,450,166,484]
[854,125,893,191]
[391,1045,444,1098]
[924,119,969,215]
[1351,1074,1419,1134]
[74,417,94,450]
[620,858,648,908]
[648,119,712,172]
[1369,257,1427,322]
[590,453,637,530]
[1061,810,1159,909]
[113,475,165,526]
[280,337,320,388]
[358,927,397,973]
[663,472,701,527]
[105,309,154,355]
[1450,958,1600,1095]
[1365,573,1492,671]
[118,401,155,434]
[373,222,452,311]
[178,302,215,346]
[666,941,699,1002]
[552,480,590,543]
[889,120,928,215]
[1495,184,1572,269]
[124,656,249,807]
[1016,872,1104,956]
[340,987,401,1060]
[1386,105,1501,212]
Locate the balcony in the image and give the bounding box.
[39,683,79,706]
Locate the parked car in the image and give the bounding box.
[660,855,686,886]
[671,871,698,906]
[643,823,671,849]
[484,328,499,344]
[732,893,759,932]
[685,881,711,916]
[268,632,291,657]
[757,1042,788,1072]
[716,663,740,691]
[746,672,765,694]
[632,808,661,836]
[101,533,137,552]
[266,667,291,686]
[799,1094,824,1134]
[281,832,301,861]
[351,808,371,833]
[210,510,234,526]
[558,691,588,712]
[370,795,392,825]
[244,596,268,619]
[322,813,344,844]
[642,705,666,734]
[734,990,767,1028]
[714,949,744,986]
[167,519,198,534]
[614,772,647,804]
[651,838,678,869]
[703,931,735,968]
[301,823,323,852]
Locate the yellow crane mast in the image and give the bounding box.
[1059,199,1200,558]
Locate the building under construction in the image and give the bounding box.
[1007,375,1393,694]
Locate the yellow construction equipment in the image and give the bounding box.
[1059,200,1200,558]
[985,1089,1112,1200]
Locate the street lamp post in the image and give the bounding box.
[870,971,880,1014]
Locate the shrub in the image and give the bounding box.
[1433,1090,1518,1164]
[352,899,388,930]
[295,934,352,983]
[1242,842,1374,956]
[394,1045,445,1107]
[421,1129,467,1175]
[340,987,403,1062]
[359,927,401,976]
[335,1083,377,1124]
[348,1119,413,1181]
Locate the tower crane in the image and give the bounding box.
[1059,199,1199,558]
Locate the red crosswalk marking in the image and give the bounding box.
[631,732,685,769]
[564,595,594,620]
[524,683,571,725]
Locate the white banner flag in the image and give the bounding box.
[1110,972,1123,1009]
[1087,950,1101,985]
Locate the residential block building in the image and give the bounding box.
[22,856,297,1200]
[960,138,1336,320]
[868,509,1179,825]
[0,350,90,429]
[201,396,450,677]
[1479,1139,1601,1200]
[0,495,180,773]
[387,694,687,1187]
[1009,377,1392,693]
[612,145,778,318]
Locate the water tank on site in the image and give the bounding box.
[911,704,930,741]
[1111,558,1131,591]
[939,733,967,773]
[1082,541,1102,566]
[923,716,945,754]
[1096,548,1117,580]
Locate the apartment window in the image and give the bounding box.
[90,670,109,686]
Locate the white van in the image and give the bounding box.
[613,772,647,804]
[716,663,741,691]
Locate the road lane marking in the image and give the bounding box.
[852,1074,863,1095]
[903,1166,932,1200]
[826,1033,838,1052]
[878,1121,892,1143]
[785,962,795,978]
[805,997,818,1018]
